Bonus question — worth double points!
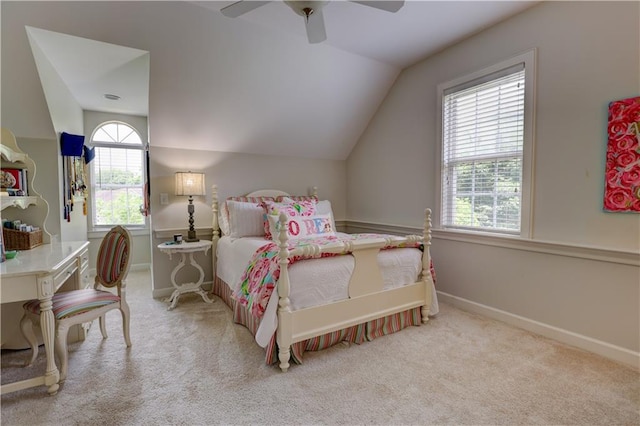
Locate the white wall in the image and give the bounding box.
[0,0,368,290]
[347,1,640,366]
[149,146,347,296]
[25,26,88,243]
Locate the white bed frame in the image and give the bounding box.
[211,186,434,372]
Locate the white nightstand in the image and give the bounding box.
[157,240,214,310]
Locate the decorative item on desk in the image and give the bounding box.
[175,171,206,242]
[3,227,43,250]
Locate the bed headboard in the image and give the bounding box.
[245,189,291,198]
[210,186,318,280]
[211,186,318,233]
[246,187,318,199]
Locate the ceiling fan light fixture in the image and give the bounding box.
[302,7,314,20]
[284,1,329,18]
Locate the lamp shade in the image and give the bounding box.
[175,172,206,196]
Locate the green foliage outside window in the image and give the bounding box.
[450,158,521,231]
[94,167,144,226]
[95,168,142,186]
[95,190,144,225]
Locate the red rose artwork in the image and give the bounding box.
[604,96,640,212]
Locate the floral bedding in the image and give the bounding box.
[233,233,427,319]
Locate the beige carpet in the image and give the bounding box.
[1,270,638,425]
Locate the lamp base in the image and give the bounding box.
[186,196,199,242]
[186,230,199,242]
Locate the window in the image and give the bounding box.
[437,50,535,236]
[89,122,146,228]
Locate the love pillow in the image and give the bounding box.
[261,199,317,239]
[268,213,335,241]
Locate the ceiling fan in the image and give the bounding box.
[220,1,405,44]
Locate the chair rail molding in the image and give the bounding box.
[346,220,639,266]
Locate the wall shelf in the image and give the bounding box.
[1,195,39,211]
[1,127,50,244]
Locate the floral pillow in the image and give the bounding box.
[280,197,336,232]
[261,199,317,240]
[267,213,335,241]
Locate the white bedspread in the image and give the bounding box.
[216,233,439,347]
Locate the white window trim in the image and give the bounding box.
[88,121,149,232]
[435,49,537,238]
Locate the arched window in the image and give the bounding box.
[90,121,146,228]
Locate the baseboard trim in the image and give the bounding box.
[130,263,151,272]
[437,291,639,371]
[89,263,150,277]
[152,281,213,299]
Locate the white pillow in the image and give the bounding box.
[218,204,230,236]
[268,213,336,241]
[316,199,336,231]
[227,200,265,238]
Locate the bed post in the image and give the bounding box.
[310,186,318,198]
[421,208,433,324]
[211,185,220,295]
[276,212,292,372]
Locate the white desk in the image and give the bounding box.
[0,241,90,395]
[157,240,213,310]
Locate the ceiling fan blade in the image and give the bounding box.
[351,1,405,13]
[305,8,326,44]
[221,1,271,18]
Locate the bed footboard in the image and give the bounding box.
[421,208,433,324]
[275,209,435,372]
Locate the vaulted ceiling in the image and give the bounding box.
[3,1,538,160]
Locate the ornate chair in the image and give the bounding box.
[20,225,132,381]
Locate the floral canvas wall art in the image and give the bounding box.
[604,96,640,212]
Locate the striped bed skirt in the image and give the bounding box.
[213,276,422,366]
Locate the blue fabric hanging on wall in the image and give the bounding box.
[83,145,95,164]
[60,132,85,156]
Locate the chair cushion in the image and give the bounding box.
[24,289,120,320]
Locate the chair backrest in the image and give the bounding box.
[95,225,132,289]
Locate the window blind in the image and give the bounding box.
[442,64,525,233]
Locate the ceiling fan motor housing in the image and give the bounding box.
[221,0,405,44]
[284,1,329,17]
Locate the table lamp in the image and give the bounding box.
[175,171,206,242]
